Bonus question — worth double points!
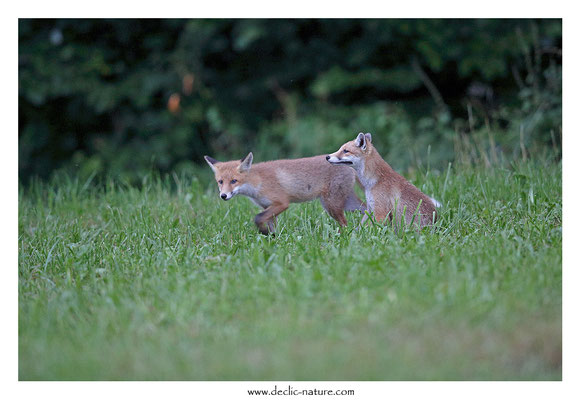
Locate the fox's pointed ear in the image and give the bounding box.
[204,155,219,173]
[364,132,372,143]
[238,152,253,172]
[355,132,367,150]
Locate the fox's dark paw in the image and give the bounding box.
[258,226,271,236]
[255,213,276,236]
[257,224,276,236]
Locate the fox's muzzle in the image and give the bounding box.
[220,192,234,200]
[327,155,353,165]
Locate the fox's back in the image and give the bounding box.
[253,156,356,202]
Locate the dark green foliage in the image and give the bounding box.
[19,19,561,182]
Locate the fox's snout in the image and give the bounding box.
[220,192,233,201]
[327,152,354,166]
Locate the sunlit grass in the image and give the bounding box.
[18,159,561,380]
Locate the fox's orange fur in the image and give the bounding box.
[327,132,439,228]
[204,153,365,234]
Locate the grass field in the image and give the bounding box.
[18,159,562,380]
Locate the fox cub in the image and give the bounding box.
[204,152,366,234]
[327,132,440,228]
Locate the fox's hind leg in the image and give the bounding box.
[320,197,348,227]
[321,172,359,227]
[326,205,348,227]
[344,191,366,213]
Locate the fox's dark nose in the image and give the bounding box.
[221,194,227,200]
[325,155,330,161]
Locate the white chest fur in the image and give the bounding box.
[234,183,272,208]
[355,162,377,212]
[365,188,375,212]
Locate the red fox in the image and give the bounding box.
[204,152,366,234]
[326,132,440,228]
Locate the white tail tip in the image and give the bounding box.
[430,197,442,208]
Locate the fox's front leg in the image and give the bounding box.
[266,215,277,233]
[359,203,392,227]
[359,212,370,227]
[372,202,391,224]
[254,202,289,235]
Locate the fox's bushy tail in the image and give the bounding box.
[430,197,442,208]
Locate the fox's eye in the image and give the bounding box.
[343,149,349,153]
[231,179,237,184]
[218,180,223,185]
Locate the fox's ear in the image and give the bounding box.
[364,133,372,143]
[204,155,219,173]
[355,132,367,150]
[238,152,253,172]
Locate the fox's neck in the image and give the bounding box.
[355,147,394,189]
[235,171,261,197]
[232,170,272,207]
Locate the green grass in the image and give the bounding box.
[18,160,562,380]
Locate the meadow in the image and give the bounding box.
[18,158,562,380]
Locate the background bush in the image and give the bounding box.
[19,19,562,182]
